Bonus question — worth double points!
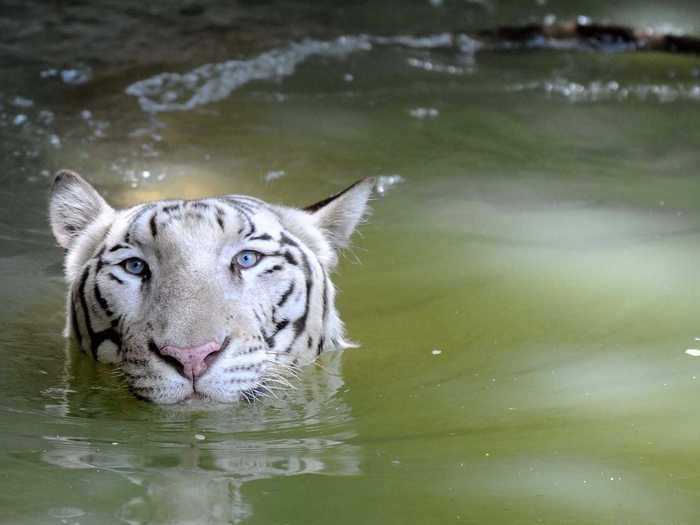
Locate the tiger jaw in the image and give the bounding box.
[50,171,373,403]
[124,337,275,404]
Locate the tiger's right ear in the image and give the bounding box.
[49,170,114,249]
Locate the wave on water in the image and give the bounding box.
[126,33,481,113]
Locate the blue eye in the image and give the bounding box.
[121,257,149,277]
[234,250,262,269]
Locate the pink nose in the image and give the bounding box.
[159,340,223,380]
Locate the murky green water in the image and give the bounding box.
[2,1,700,523]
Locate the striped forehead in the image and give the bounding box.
[121,196,279,246]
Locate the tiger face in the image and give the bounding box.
[49,171,372,404]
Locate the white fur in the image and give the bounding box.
[49,172,373,403]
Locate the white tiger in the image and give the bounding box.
[49,170,372,404]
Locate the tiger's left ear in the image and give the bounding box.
[49,170,114,249]
[304,178,374,251]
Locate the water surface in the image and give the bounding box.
[2,1,700,523]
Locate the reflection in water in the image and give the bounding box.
[41,351,359,524]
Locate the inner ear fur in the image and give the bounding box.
[49,170,113,249]
[304,177,374,251]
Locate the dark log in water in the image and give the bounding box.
[475,20,700,54]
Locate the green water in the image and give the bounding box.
[3,1,700,523]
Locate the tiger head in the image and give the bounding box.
[49,171,373,404]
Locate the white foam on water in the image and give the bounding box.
[407,57,469,75]
[126,33,482,113]
[40,66,93,85]
[126,36,373,113]
[372,33,454,48]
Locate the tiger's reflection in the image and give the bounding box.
[41,350,360,524]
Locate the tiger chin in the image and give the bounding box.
[49,170,373,404]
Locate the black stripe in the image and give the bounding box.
[274,232,313,354]
[263,265,283,275]
[248,233,272,241]
[267,251,299,266]
[147,338,186,378]
[126,203,156,244]
[77,265,122,359]
[108,273,125,284]
[94,279,113,317]
[215,206,225,231]
[149,212,158,238]
[276,281,295,307]
[222,200,256,237]
[283,251,298,265]
[78,266,99,359]
[232,196,265,208]
[318,270,329,356]
[304,178,367,212]
[263,318,291,349]
[239,211,255,237]
[279,231,300,248]
[70,296,83,351]
[225,198,258,215]
[109,244,130,252]
[290,247,313,351]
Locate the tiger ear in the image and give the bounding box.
[49,170,113,249]
[304,178,374,251]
